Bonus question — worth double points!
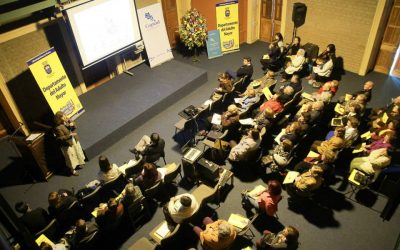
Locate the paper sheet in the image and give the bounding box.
[155,221,171,238]
[334,103,345,115]
[234,98,241,103]
[247,185,267,197]
[211,113,222,125]
[307,150,320,158]
[262,87,273,100]
[382,112,389,124]
[26,133,41,141]
[274,129,285,143]
[239,118,254,125]
[301,92,314,101]
[345,94,353,101]
[228,214,249,229]
[360,131,371,140]
[283,171,300,184]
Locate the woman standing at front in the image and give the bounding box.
[54,111,85,176]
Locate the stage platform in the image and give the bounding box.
[76,60,207,159]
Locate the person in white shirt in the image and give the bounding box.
[163,193,199,226]
[97,155,121,183]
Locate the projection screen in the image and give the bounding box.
[64,0,142,68]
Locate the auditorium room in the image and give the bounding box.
[1,0,400,249]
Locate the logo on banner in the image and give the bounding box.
[43,61,53,76]
[144,12,160,29]
[225,7,231,18]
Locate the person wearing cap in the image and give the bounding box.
[164,193,199,226]
[193,217,236,250]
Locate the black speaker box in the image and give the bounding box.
[292,3,307,28]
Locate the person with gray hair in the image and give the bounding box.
[121,183,143,208]
[193,217,236,249]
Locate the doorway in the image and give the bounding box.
[374,0,400,77]
[260,0,282,42]
[161,0,179,48]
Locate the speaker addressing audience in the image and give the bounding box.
[130,132,165,163]
[53,111,86,176]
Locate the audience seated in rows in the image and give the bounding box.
[193,217,236,250]
[242,180,282,217]
[256,226,299,250]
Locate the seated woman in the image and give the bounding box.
[289,165,325,197]
[364,131,395,154]
[193,217,236,250]
[253,107,276,131]
[281,49,306,81]
[249,70,276,93]
[242,180,282,217]
[311,127,345,155]
[260,42,281,71]
[259,86,295,114]
[297,112,312,135]
[280,122,302,145]
[120,183,143,208]
[271,139,294,171]
[350,148,393,182]
[134,162,162,191]
[312,82,333,103]
[97,155,121,183]
[47,190,77,219]
[256,225,299,250]
[317,80,339,96]
[274,32,285,53]
[286,36,301,56]
[228,129,261,162]
[210,72,233,101]
[344,94,367,116]
[95,198,124,231]
[237,89,259,112]
[371,120,399,141]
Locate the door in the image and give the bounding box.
[239,0,248,43]
[260,0,282,42]
[161,0,179,48]
[374,0,400,77]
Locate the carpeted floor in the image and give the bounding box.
[1,41,400,250]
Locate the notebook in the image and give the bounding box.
[283,171,300,184]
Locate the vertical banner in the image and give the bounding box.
[216,1,240,54]
[27,48,84,119]
[206,30,223,59]
[138,3,173,68]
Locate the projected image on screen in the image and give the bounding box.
[65,0,142,67]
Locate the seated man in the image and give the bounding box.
[193,217,236,250]
[130,133,165,163]
[259,86,294,114]
[236,56,253,79]
[279,74,302,93]
[228,129,261,162]
[339,80,374,103]
[71,219,98,249]
[163,193,199,226]
[15,202,50,235]
[256,226,299,250]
